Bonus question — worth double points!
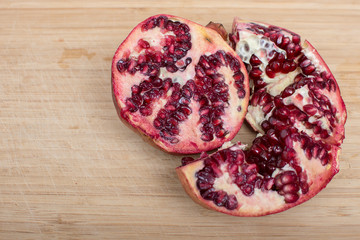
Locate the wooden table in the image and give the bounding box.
[1,0,359,239]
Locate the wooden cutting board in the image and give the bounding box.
[1,0,359,239]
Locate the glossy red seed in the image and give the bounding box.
[284,193,299,203]
[265,65,276,78]
[250,54,262,66]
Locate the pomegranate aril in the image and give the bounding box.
[117,59,128,72]
[249,68,262,80]
[265,65,276,78]
[201,188,216,200]
[303,104,317,116]
[138,39,150,49]
[196,171,215,184]
[215,129,227,138]
[125,98,138,112]
[270,61,281,72]
[283,183,300,193]
[284,193,299,203]
[240,184,254,196]
[226,195,238,210]
[281,171,298,185]
[303,65,316,75]
[139,105,152,116]
[201,133,214,142]
[250,54,262,66]
[197,180,213,191]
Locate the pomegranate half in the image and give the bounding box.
[176,18,346,216]
[112,14,249,154]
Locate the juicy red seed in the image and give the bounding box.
[303,104,317,116]
[197,180,213,190]
[166,64,178,73]
[201,133,214,142]
[320,130,330,139]
[281,171,298,185]
[300,182,309,194]
[182,86,193,99]
[262,102,274,114]
[281,86,295,98]
[249,68,262,80]
[117,59,128,72]
[240,184,254,196]
[173,111,187,121]
[261,120,271,131]
[270,61,281,72]
[277,53,286,63]
[196,171,215,184]
[303,65,316,75]
[237,89,246,99]
[139,105,152,116]
[125,98,138,112]
[292,35,301,44]
[250,54,262,66]
[152,78,163,88]
[283,183,300,193]
[138,39,150,49]
[214,191,229,207]
[265,65,276,78]
[201,188,216,200]
[233,71,244,82]
[131,85,141,94]
[153,118,163,129]
[215,129,227,138]
[281,60,291,73]
[276,34,283,46]
[179,105,192,115]
[300,59,311,68]
[284,193,299,203]
[281,37,290,49]
[226,195,238,210]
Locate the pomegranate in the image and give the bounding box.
[176,19,346,216]
[112,14,249,154]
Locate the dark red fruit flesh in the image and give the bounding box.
[112,15,249,154]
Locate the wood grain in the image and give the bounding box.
[0,0,359,239]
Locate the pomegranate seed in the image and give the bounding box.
[250,54,262,66]
[281,37,290,48]
[240,184,254,196]
[139,105,152,116]
[300,59,311,68]
[303,65,316,75]
[249,68,263,80]
[138,39,150,49]
[303,104,317,116]
[226,195,238,210]
[292,34,300,44]
[270,61,281,72]
[284,193,299,203]
[265,65,276,78]
[201,133,214,142]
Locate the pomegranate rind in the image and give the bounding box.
[176,142,340,217]
[112,14,249,154]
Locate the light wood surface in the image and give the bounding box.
[1,0,359,239]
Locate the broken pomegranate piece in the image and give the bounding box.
[177,139,340,216]
[230,18,346,146]
[112,14,249,154]
[177,19,346,216]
